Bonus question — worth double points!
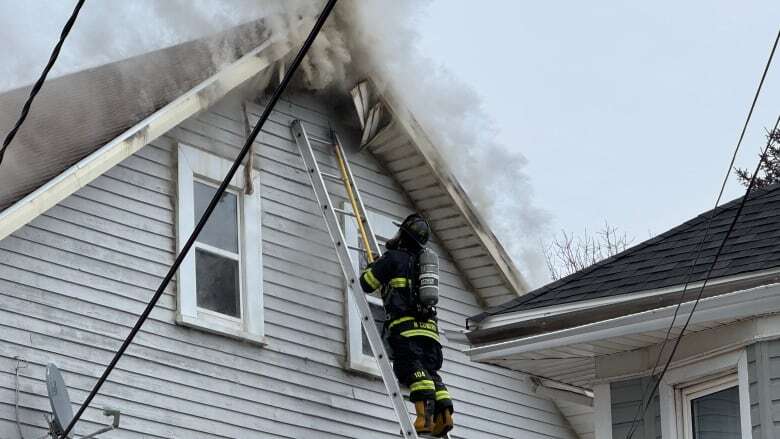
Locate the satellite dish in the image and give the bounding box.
[46,363,74,436]
[45,362,121,439]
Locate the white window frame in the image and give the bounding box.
[343,202,400,375]
[679,373,740,439]
[176,144,264,344]
[659,349,751,439]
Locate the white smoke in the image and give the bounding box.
[1,0,551,286]
[0,0,296,92]
[336,1,552,286]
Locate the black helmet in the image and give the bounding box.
[395,213,431,247]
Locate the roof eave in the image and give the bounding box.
[372,79,530,298]
[467,266,780,346]
[0,38,291,241]
[467,281,780,363]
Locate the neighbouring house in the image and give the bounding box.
[466,184,780,439]
[0,17,584,439]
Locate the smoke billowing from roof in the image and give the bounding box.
[337,1,551,286]
[1,0,550,286]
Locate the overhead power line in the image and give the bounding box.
[624,27,780,439]
[58,0,339,436]
[0,0,87,168]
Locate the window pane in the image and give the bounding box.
[361,302,386,356]
[691,386,740,439]
[196,249,241,318]
[194,181,238,253]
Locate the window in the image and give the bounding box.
[658,350,751,439]
[176,144,264,344]
[343,202,399,375]
[680,375,741,439]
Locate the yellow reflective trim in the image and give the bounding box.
[388,316,416,330]
[400,329,440,342]
[435,390,451,401]
[389,277,409,288]
[410,380,436,392]
[362,269,381,290]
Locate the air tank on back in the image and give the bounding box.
[418,247,439,307]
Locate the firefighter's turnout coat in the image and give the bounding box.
[359,248,454,413]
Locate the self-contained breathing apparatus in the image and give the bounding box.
[386,213,439,318]
[414,247,439,316]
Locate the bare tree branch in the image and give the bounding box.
[544,221,634,280]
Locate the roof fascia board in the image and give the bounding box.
[468,282,780,362]
[371,79,529,296]
[474,266,780,331]
[0,38,291,241]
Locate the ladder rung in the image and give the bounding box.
[347,244,366,252]
[308,134,332,145]
[321,171,343,182]
[333,207,356,217]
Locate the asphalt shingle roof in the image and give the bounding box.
[475,183,780,320]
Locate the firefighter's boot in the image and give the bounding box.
[414,400,434,434]
[432,408,454,437]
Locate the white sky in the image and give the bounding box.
[416,1,780,242]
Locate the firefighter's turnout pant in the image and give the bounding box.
[388,317,454,414]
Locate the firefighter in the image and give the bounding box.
[359,213,454,437]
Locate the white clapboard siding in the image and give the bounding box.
[0,92,577,439]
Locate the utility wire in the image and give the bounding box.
[0,0,87,168]
[469,27,780,328]
[625,115,780,439]
[624,27,780,439]
[58,0,339,436]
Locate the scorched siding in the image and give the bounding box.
[0,90,576,439]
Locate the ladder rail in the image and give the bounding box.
[291,120,419,439]
[332,132,378,263]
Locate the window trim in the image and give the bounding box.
[343,202,400,375]
[176,144,264,344]
[679,373,739,439]
[658,349,751,439]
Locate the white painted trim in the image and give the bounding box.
[593,383,612,439]
[176,144,264,342]
[477,266,780,331]
[343,202,400,375]
[737,351,751,439]
[0,37,290,241]
[468,282,780,361]
[680,374,738,439]
[533,384,594,407]
[177,314,266,346]
[658,350,750,439]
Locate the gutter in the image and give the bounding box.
[0,37,291,241]
[467,266,780,345]
[467,282,780,362]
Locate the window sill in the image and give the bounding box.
[176,313,266,346]
[347,357,381,378]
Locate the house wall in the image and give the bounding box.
[610,377,660,439]
[0,90,577,438]
[747,340,780,439]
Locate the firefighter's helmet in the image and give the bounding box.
[396,213,431,247]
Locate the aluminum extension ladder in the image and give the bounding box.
[291,120,423,439]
